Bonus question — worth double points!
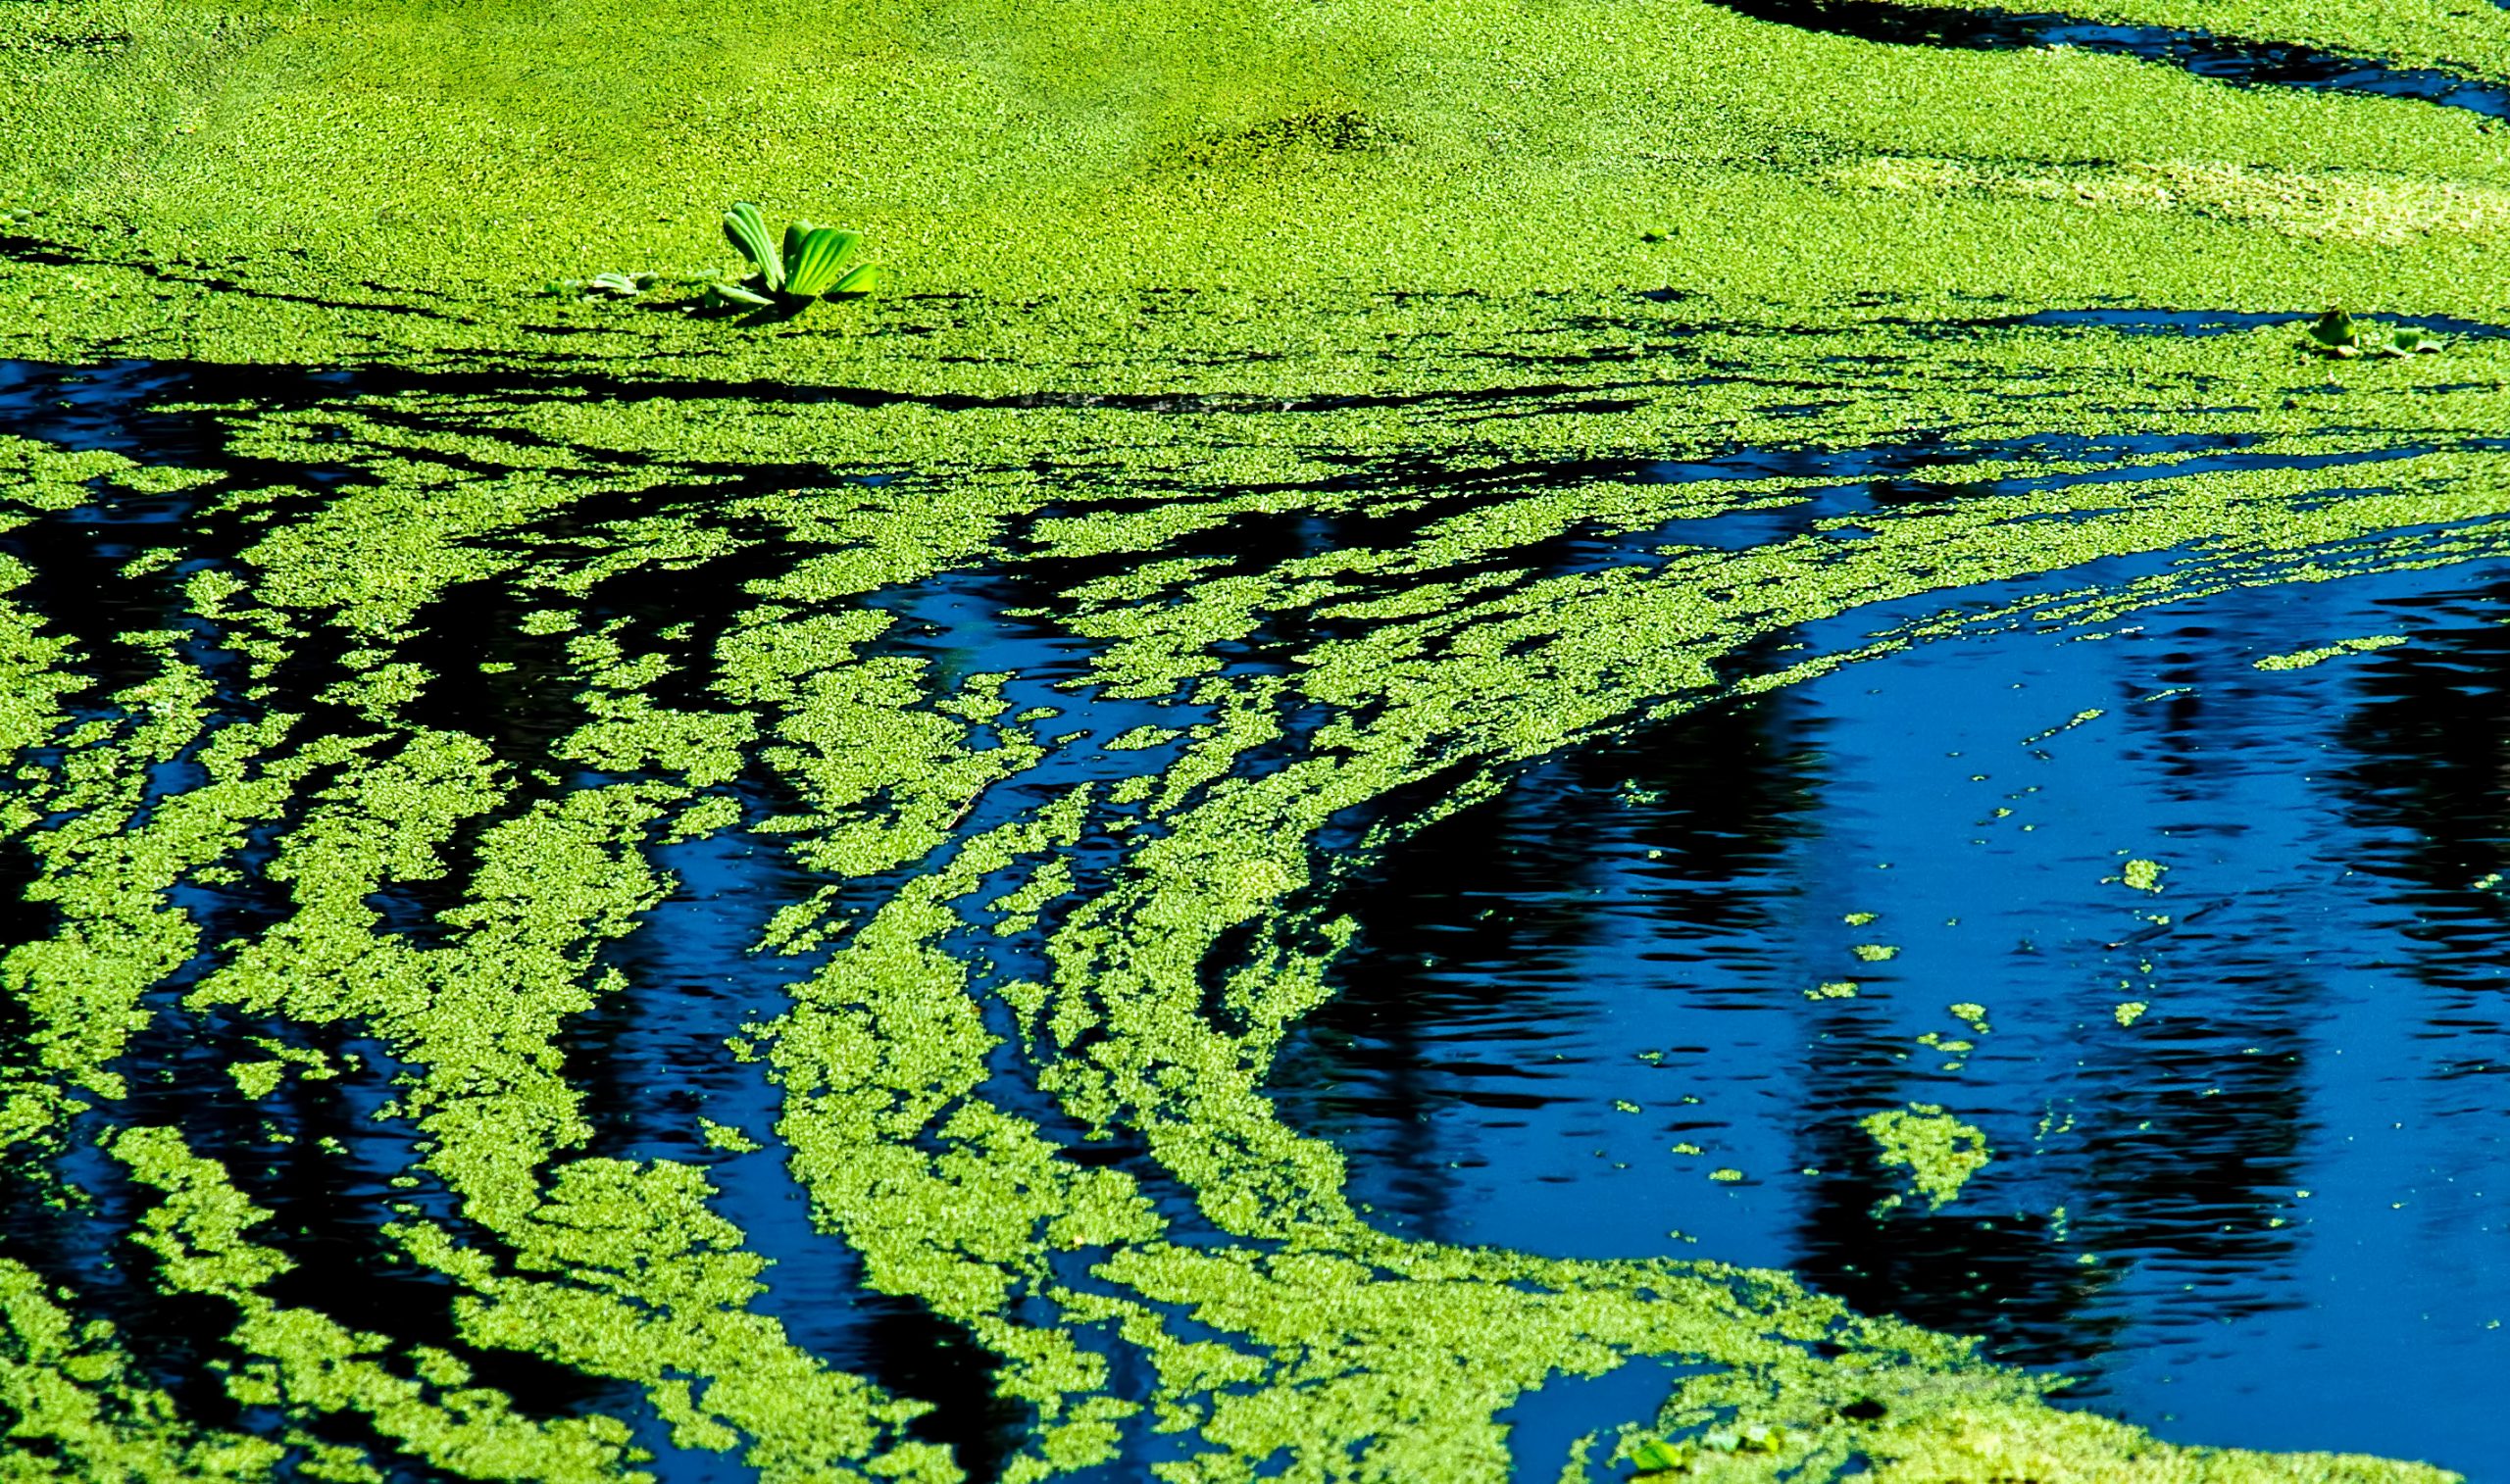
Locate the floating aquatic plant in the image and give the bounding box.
[1630,1423,1786,1478]
[698,278,776,311]
[537,271,654,301]
[718,200,878,309]
[2305,307,2442,359]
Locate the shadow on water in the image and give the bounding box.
[0,360,344,699]
[1275,559,2510,1476]
[1270,681,1826,1247]
[1713,0,2510,118]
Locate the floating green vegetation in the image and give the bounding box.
[3,0,2507,1476]
[1861,1104,1992,1214]
[1627,1423,1783,1478]
[2306,308,2447,360]
[2121,857,2170,891]
[716,202,878,311]
[540,271,658,301]
[2,344,2492,1479]
[1623,1351,2449,1484]
[2256,633,2411,669]
[5,315,2505,1479]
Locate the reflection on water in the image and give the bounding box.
[10,350,2510,1480]
[1277,562,2510,1470]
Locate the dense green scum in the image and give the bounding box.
[3,338,2497,1479]
[3,0,2510,376]
[4,0,2508,1477]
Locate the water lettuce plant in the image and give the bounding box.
[1630,1423,1786,1478]
[719,200,878,308]
[2306,307,2442,358]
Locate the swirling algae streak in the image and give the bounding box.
[5,0,2510,1475]
[5,352,2505,1484]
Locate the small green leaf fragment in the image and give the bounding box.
[2308,307,2357,348]
[705,281,775,310]
[1631,1438,1688,1471]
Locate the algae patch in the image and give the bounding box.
[1861,1104,1992,1214]
[2256,634,2410,669]
[8,0,2510,1458]
[2,341,2500,1480]
[2120,857,2170,892]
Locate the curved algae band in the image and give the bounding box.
[2,338,2494,1480]
[3,0,2508,1476]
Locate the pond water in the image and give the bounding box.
[1279,560,2510,1473]
[4,349,2507,1482]
[1716,0,2510,117]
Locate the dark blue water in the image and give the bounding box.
[2007,309,2510,340]
[1715,0,2510,119]
[1279,560,2510,1476]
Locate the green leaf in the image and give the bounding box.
[2308,307,2358,348]
[2393,326,2444,354]
[1630,1438,1688,1471]
[723,202,783,293]
[782,219,816,280]
[828,262,879,297]
[587,272,640,297]
[705,281,776,310]
[784,227,863,297]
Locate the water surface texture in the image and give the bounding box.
[9,0,2510,1475]
[6,338,2509,1483]
[1279,563,2510,1472]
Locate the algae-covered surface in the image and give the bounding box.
[5,0,2510,1478]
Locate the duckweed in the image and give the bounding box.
[1860,1105,1993,1214]
[2256,634,2411,669]
[4,0,2505,1475]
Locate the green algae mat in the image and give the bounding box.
[4,0,2510,1477]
